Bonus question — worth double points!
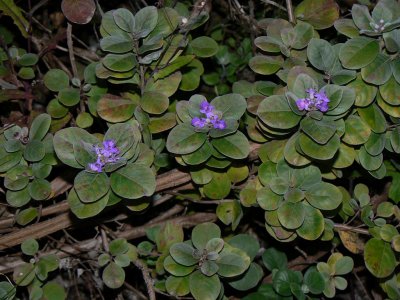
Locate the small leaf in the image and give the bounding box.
[169,243,197,266]
[189,271,221,300]
[364,238,396,278]
[102,262,125,289]
[190,36,219,57]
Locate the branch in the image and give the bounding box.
[132,260,156,300]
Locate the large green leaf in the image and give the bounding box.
[102,53,136,72]
[74,171,110,203]
[97,94,135,123]
[54,127,99,168]
[294,0,339,29]
[339,37,379,69]
[298,133,340,160]
[357,104,387,134]
[277,201,305,229]
[133,6,158,38]
[216,246,250,277]
[166,275,190,297]
[190,36,219,57]
[249,55,283,75]
[257,95,301,130]
[364,238,396,278]
[301,117,337,145]
[307,38,336,73]
[140,91,169,115]
[169,243,197,266]
[164,255,195,276]
[0,0,29,37]
[211,131,249,160]
[296,204,324,240]
[189,271,221,300]
[43,69,70,92]
[100,35,133,53]
[68,188,109,219]
[347,75,377,107]
[29,114,51,141]
[210,93,247,120]
[110,163,155,199]
[342,115,371,145]
[305,182,342,210]
[361,53,392,85]
[166,123,207,155]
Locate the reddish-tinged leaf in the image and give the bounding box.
[61,0,96,24]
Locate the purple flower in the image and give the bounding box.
[295,88,330,113]
[191,117,207,128]
[213,119,226,129]
[192,100,227,130]
[88,139,120,172]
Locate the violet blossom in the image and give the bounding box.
[191,101,227,130]
[88,139,120,172]
[296,88,330,113]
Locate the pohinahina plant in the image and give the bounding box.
[53,121,156,218]
[98,238,138,289]
[256,159,342,242]
[0,114,57,226]
[163,222,251,300]
[12,238,66,300]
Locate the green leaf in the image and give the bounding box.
[68,188,109,219]
[74,171,109,203]
[216,247,250,277]
[203,172,231,200]
[339,37,379,69]
[190,36,219,57]
[102,262,125,289]
[42,282,66,300]
[0,281,16,300]
[166,275,190,297]
[58,87,80,107]
[102,53,136,72]
[335,256,354,275]
[296,204,324,240]
[110,163,156,199]
[301,117,337,145]
[294,0,339,29]
[227,262,263,291]
[43,69,70,92]
[262,247,287,271]
[358,146,383,171]
[28,179,51,200]
[113,8,135,32]
[13,263,35,286]
[109,238,128,256]
[100,35,133,53]
[97,94,135,123]
[133,6,158,38]
[257,95,301,130]
[140,91,169,115]
[380,76,400,106]
[212,131,250,160]
[54,127,99,168]
[277,201,305,229]
[342,115,371,145]
[334,19,359,38]
[189,271,221,300]
[191,223,221,250]
[307,38,336,73]
[21,238,39,256]
[169,243,197,266]
[166,123,207,155]
[272,269,300,297]
[216,200,243,230]
[24,140,45,162]
[0,0,29,37]
[364,238,396,278]
[249,55,283,75]
[357,104,387,134]
[298,132,340,160]
[347,75,377,107]
[46,99,69,118]
[351,4,372,31]
[211,93,247,120]
[6,187,31,207]
[304,267,325,294]
[305,182,342,210]
[361,53,392,85]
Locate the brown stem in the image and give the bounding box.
[333,224,370,235]
[132,259,156,300]
[286,0,296,24]
[67,22,78,78]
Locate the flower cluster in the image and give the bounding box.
[88,140,120,172]
[191,101,226,130]
[296,88,330,112]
